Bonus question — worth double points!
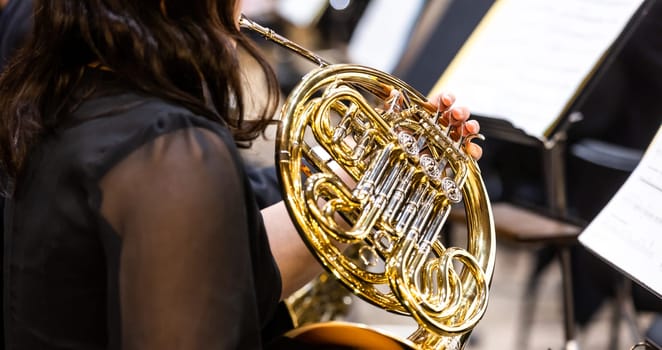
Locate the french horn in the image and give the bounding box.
[240,15,496,350]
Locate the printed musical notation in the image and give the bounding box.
[431,0,645,139]
[579,125,662,297]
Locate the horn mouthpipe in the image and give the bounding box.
[239,14,330,68]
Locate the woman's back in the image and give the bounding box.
[4,70,281,349]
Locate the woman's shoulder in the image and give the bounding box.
[67,92,224,134]
[55,92,234,180]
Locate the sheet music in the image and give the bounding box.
[430,0,645,138]
[579,125,662,298]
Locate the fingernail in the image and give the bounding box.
[451,106,468,120]
[467,143,483,160]
[466,120,480,134]
[441,93,455,107]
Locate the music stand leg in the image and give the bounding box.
[543,135,579,350]
[560,247,579,350]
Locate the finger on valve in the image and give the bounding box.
[460,120,483,160]
[465,142,483,161]
[429,93,483,161]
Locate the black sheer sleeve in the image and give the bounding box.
[245,165,282,209]
[99,126,269,349]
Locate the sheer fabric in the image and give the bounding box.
[4,77,281,349]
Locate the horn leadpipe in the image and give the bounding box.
[239,14,330,68]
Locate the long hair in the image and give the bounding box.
[0,0,280,191]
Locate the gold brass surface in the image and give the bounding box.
[241,15,496,350]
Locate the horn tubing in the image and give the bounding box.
[239,14,330,68]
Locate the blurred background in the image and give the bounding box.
[238,1,662,349]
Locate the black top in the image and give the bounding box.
[3,71,282,349]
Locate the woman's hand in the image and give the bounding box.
[427,92,483,161]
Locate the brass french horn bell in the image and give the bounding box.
[240,15,496,350]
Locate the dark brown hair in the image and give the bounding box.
[0,0,280,191]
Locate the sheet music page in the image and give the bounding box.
[579,125,662,297]
[430,0,645,138]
